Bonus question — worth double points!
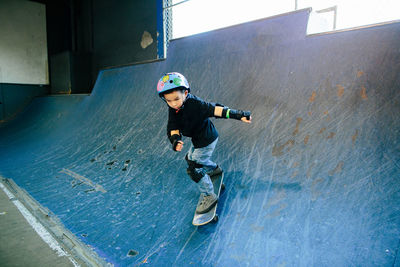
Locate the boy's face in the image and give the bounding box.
[163,90,188,110]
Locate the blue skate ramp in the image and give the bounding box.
[1,9,400,266]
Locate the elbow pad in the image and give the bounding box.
[223,108,251,120]
[214,103,228,119]
[169,134,182,151]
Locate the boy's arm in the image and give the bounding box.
[167,108,184,151]
[168,129,183,151]
[214,105,252,123]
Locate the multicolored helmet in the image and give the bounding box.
[157,72,190,97]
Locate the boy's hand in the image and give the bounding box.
[175,141,184,152]
[241,116,252,124]
[241,111,252,123]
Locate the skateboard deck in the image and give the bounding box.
[192,173,224,226]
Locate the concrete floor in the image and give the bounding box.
[0,187,75,267]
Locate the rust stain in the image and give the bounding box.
[308,111,312,116]
[307,163,315,178]
[311,178,324,201]
[272,140,295,157]
[324,111,331,121]
[292,162,299,168]
[250,224,265,232]
[309,91,317,102]
[361,86,368,100]
[291,171,298,179]
[304,135,310,145]
[329,161,344,176]
[264,191,286,209]
[327,132,336,139]
[319,127,326,134]
[357,71,364,78]
[352,129,359,145]
[337,85,345,97]
[264,203,288,219]
[312,178,324,187]
[292,117,303,136]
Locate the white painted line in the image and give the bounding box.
[0,181,80,267]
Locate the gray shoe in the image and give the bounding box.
[196,193,218,214]
[207,165,223,177]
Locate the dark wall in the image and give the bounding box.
[45,0,72,55]
[0,0,161,123]
[92,0,158,70]
[0,84,48,123]
[44,0,160,94]
[45,0,92,94]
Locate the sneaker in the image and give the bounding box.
[196,193,218,214]
[207,165,223,177]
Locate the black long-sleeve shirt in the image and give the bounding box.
[167,94,219,148]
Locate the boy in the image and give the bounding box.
[157,72,252,214]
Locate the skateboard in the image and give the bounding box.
[192,173,225,226]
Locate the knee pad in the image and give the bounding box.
[186,167,206,183]
[185,154,203,169]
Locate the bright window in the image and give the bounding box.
[169,0,400,38]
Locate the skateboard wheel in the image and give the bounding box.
[213,215,219,223]
[221,183,225,191]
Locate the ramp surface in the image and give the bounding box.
[1,9,400,266]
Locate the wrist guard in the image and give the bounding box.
[224,108,251,120]
[169,134,182,151]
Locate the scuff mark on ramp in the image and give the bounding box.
[60,168,107,193]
